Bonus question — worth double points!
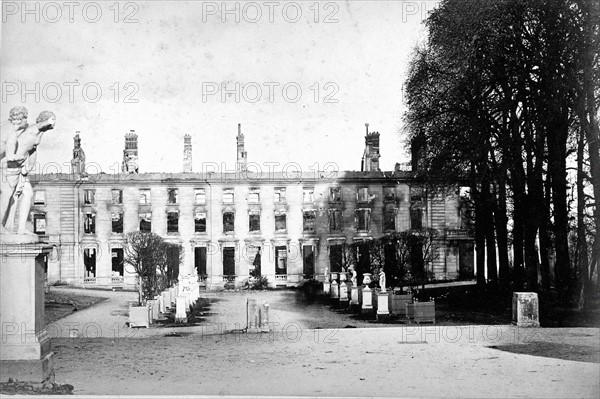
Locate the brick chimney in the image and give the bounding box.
[236,123,247,171]
[122,130,139,173]
[361,123,380,172]
[183,134,192,173]
[71,131,86,175]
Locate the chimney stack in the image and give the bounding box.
[183,134,192,173]
[236,123,247,172]
[122,130,139,173]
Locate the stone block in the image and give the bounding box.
[0,353,55,383]
[512,292,539,327]
[175,296,187,323]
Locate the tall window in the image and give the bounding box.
[410,208,423,229]
[303,210,316,233]
[223,211,235,232]
[139,212,152,232]
[167,211,179,233]
[33,191,45,205]
[84,213,95,234]
[223,188,234,204]
[194,212,206,233]
[276,246,287,275]
[139,189,150,204]
[274,187,286,203]
[112,189,123,204]
[84,189,95,204]
[383,208,396,231]
[248,188,260,203]
[195,188,206,204]
[330,187,341,202]
[111,248,124,276]
[84,248,96,277]
[356,209,370,231]
[357,187,369,202]
[303,188,314,203]
[275,210,287,232]
[33,213,46,234]
[195,247,207,276]
[329,209,342,232]
[167,188,178,204]
[112,212,123,234]
[249,210,260,232]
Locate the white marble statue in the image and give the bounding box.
[1,108,55,236]
[379,269,387,293]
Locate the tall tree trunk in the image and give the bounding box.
[493,160,511,292]
[482,181,498,288]
[474,184,487,287]
[576,125,590,309]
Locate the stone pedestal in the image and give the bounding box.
[350,286,359,311]
[512,292,540,327]
[323,281,331,295]
[1,242,55,383]
[175,296,187,323]
[376,292,390,321]
[361,286,373,315]
[338,281,349,308]
[330,280,339,300]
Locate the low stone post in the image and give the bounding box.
[361,273,373,315]
[338,278,349,309]
[512,292,540,327]
[350,286,360,311]
[175,296,187,323]
[330,279,339,301]
[377,291,390,321]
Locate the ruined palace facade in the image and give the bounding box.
[28,126,474,289]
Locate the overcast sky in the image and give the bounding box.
[1,0,437,174]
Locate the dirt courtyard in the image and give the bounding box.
[44,287,599,397]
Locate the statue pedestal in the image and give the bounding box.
[338,282,349,309]
[350,286,360,312]
[322,281,331,295]
[0,241,55,383]
[512,292,540,327]
[175,296,187,323]
[361,286,373,315]
[330,280,339,301]
[376,292,390,321]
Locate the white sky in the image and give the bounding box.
[1,0,437,174]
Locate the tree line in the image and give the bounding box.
[404,0,599,305]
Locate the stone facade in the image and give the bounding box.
[26,128,474,290]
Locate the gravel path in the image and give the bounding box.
[46,287,600,397]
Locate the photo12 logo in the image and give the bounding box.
[202,82,339,104]
[2,1,140,23]
[1,81,140,104]
[201,1,340,23]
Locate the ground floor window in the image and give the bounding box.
[111,248,124,276]
[166,246,180,283]
[303,245,314,277]
[84,248,96,277]
[247,246,262,277]
[195,247,207,276]
[329,245,343,273]
[223,247,236,276]
[276,246,287,275]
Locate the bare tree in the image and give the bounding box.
[124,232,175,305]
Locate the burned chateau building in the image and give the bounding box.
[29,124,474,290]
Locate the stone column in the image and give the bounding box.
[1,241,54,383]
